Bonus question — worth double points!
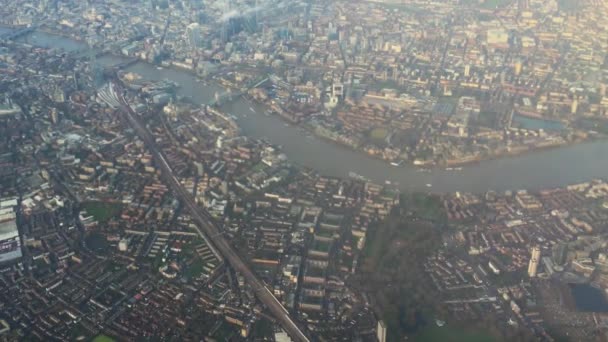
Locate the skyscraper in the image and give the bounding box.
[528,246,541,277]
[186,23,202,50]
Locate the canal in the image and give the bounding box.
[5,28,608,193]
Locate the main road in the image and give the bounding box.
[114,85,310,342]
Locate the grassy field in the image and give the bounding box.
[401,193,447,223]
[82,201,122,223]
[360,195,445,340]
[369,127,389,144]
[359,192,506,341]
[92,335,116,342]
[187,259,206,278]
[211,322,238,340]
[477,111,500,129]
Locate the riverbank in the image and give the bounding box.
[10,26,608,194]
[236,78,598,171]
[243,88,594,171]
[4,23,594,172]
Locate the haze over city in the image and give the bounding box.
[0,0,608,341]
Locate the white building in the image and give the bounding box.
[377,320,387,342]
[528,246,541,277]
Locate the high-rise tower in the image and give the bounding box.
[186,23,202,50]
[528,246,541,277]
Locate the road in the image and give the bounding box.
[114,84,310,342]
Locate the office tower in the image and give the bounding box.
[186,23,202,49]
[528,246,541,277]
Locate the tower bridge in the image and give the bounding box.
[208,76,269,107]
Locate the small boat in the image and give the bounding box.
[249,106,256,113]
[445,167,453,171]
[454,167,463,171]
[426,183,432,187]
[156,66,163,70]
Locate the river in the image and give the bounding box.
[5,28,608,193]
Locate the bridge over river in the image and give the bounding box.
[209,76,269,106]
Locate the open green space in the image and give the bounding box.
[211,322,238,340]
[360,195,444,340]
[85,232,109,254]
[251,317,274,339]
[92,335,116,342]
[186,259,206,278]
[68,323,91,341]
[82,201,122,223]
[369,127,389,145]
[476,111,500,129]
[400,193,447,223]
[251,161,268,172]
[359,193,511,341]
[414,325,494,342]
[461,0,511,9]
